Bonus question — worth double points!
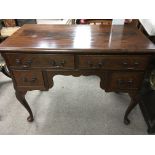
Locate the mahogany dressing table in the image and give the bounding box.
[0,24,155,125]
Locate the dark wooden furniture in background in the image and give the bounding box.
[76,19,112,25]
[84,19,112,25]
[0,19,37,78]
[2,19,16,27]
[0,24,155,126]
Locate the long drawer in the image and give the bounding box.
[5,53,74,69]
[78,55,149,70]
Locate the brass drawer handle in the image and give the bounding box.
[127,67,134,70]
[23,60,33,68]
[122,62,128,66]
[134,62,139,66]
[117,79,133,87]
[50,60,65,68]
[60,60,65,66]
[16,59,21,65]
[87,60,104,68]
[23,77,37,83]
[127,62,139,69]
[127,80,133,86]
[16,59,32,68]
[122,62,139,70]
[98,60,105,67]
[49,60,56,66]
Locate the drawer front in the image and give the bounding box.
[5,54,74,69]
[78,55,149,70]
[108,72,144,90]
[12,70,44,87]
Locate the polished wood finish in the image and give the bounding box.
[0,24,154,52]
[0,24,155,125]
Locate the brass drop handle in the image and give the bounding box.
[122,62,128,66]
[60,60,65,66]
[50,60,56,66]
[122,61,139,69]
[87,60,104,68]
[55,60,65,68]
[134,62,139,66]
[23,59,33,68]
[87,61,98,69]
[50,60,65,68]
[98,61,104,67]
[127,80,133,86]
[16,59,21,65]
[23,77,37,83]
[16,59,32,68]
[117,79,133,87]
[122,62,136,70]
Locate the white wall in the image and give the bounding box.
[112,19,125,25]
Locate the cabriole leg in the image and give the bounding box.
[124,91,140,125]
[15,90,34,122]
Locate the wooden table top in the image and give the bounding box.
[0,24,155,53]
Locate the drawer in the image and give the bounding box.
[5,54,74,69]
[78,55,149,70]
[108,72,144,90]
[12,70,44,87]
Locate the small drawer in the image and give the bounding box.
[12,70,44,87]
[108,72,144,90]
[78,55,149,70]
[5,53,74,69]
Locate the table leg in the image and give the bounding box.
[124,91,140,125]
[15,90,34,122]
